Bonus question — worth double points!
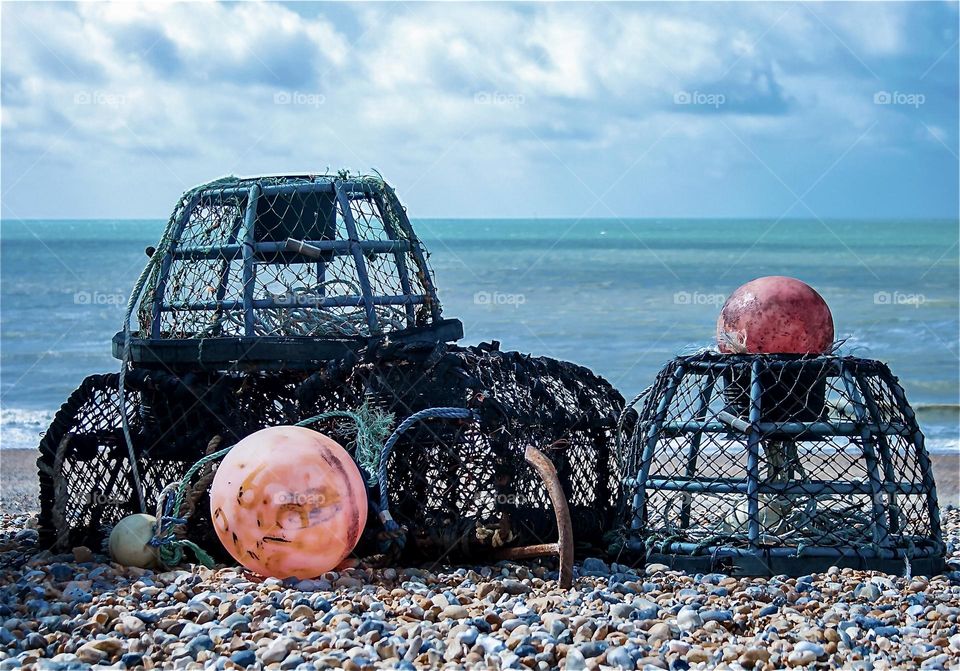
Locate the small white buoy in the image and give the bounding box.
[109,513,159,568]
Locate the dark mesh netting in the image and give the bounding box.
[37,342,625,563]
[138,175,437,342]
[615,352,945,575]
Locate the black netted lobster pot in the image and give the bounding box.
[616,352,944,576]
[116,173,462,366]
[36,174,626,565]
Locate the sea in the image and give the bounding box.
[1,218,957,453]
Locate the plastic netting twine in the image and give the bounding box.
[617,340,930,558]
[119,173,408,511]
[148,405,394,568]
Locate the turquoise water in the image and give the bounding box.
[1,218,957,451]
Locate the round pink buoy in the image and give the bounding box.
[209,426,367,579]
[716,276,834,354]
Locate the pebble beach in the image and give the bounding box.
[1,452,959,670]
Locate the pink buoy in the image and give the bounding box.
[717,276,834,354]
[209,426,367,579]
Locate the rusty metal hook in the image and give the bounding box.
[493,444,574,588]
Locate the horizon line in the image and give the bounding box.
[2,216,958,223]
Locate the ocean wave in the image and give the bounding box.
[926,437,960,454]
[0,407,54,450]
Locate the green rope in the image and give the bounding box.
[151,444,233,568]
[295,405,394,484]
[151,402,393,568]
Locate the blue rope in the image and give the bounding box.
[376,407,478,535]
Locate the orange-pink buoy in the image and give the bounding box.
[209,426,367,579]
[717,276,834,354]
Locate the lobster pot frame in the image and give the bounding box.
[115,173,462,369]
[37,342,625,562]
[618,352,944,576]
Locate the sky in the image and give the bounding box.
[1,1,958,220]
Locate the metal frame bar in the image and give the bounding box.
[632,365,685,532]
[172,239,412,261]
[841,367,889,546]
[684,357,859,373]
[744,359,763,547]
[335,182,379,334]
[651,539,942,560]
[211,203,247,337]
[854,371,902,534]
[160,294,429,312]
[645,477,928,496]
[680,372,716,527]
[200,181,337,200]
[150,192,202,338]
[887,379,943,544]
[382,187,442,321]
[661,419,911,437]
[239,184,261,336]
[372,192,416,327]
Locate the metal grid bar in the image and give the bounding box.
[744,359,763,547]
[660,420,912,436]
[841,367,889,545]
[855,370,903,534]
[335,182,379,334]
[160,294,430,312]
[383,188,442,321]
[373,192,416,327]
[632,364,685,532]
[888,379,943,542]
[240,184,261,336]
[150,192,201,338]
[172,239,413,261]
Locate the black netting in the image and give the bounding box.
[37,342,624,562]
[135,175,441,345]
[617,352,943,571]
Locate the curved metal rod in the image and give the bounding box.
[494,445,574,589]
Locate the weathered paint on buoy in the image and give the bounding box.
[717,276,834,354]
[209,426,367,579]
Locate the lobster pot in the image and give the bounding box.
[619,352,944,576]
[114,174,462,370]
[38,342,625,561]
[36,369,354,552]
[353,343,625,559]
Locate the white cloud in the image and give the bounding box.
[1,1,955,218]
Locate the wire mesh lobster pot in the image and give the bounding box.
[37,171,626,568]
[114,173,462,368]
[37,343,625,562]
[618,352,944,576]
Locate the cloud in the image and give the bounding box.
[1,1,957,219]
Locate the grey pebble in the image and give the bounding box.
[565,647,588,671]
[606,646,633,669]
